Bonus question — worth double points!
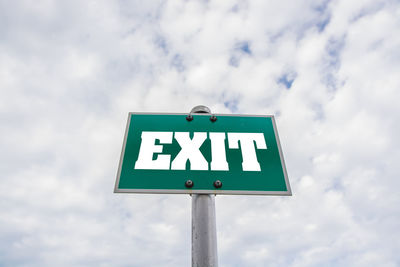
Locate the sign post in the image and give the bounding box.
[189,106,218,267]
[114,106,291,266]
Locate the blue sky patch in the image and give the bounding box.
[277,72,296,89]
[238,41,251,55]
[154,35,168,54]
[317,17,330,32]
[171,54,185,72]
[224,99,239,113]
[313,0,331,32]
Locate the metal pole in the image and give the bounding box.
[192,194,218,267]
[190,105,218,267]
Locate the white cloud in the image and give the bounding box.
[1,0,399,266]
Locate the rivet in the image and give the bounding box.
[185,180,194,188]
[210,115,217,122]
[213,180,222,188]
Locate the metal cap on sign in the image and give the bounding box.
[190,105,211,114]
[186,105,217,122]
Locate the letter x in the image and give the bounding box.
[171,132,208,170]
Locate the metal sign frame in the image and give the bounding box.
[114,112,291,195]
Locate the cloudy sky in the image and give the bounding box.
[1,0,400,266]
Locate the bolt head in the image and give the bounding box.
[213,180,222,188]
[185,180,194,188]
[210,115,217,122]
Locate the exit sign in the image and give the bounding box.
[114,113,291,195]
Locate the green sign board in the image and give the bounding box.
[114,113,291,195]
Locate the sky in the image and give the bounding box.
[1,0,400,266]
